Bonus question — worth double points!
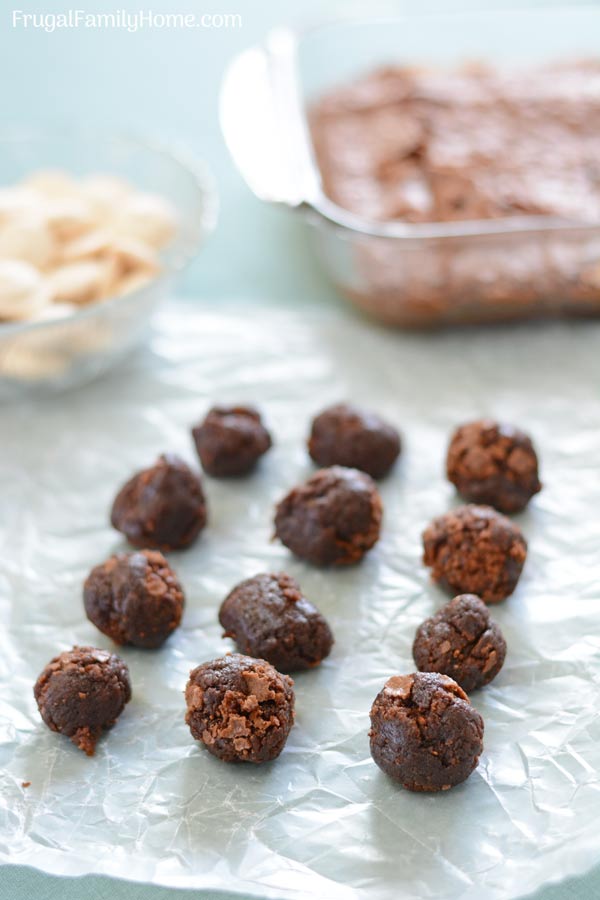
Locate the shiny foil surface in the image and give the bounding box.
[1,305,599,899]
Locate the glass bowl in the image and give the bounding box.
[0,132,217,399]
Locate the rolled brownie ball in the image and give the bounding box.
[446,418,541,513]
[111,453,207,551]
[84,550,185,649]
[185,654,294,763]
[33,646,131,756]
[274,466,382,566]
[192,406,272,477]
[308,402,401,479]
[413,594,506,692]
[219,572,333,672]
[422,504,527,603]
[369,672,484,792]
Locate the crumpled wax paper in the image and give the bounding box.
[1,303,600,900]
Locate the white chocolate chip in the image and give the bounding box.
[62,229,159,278]
[61,228,115,262]
[42,197,96,241]
[0,188,40,224]
[20,169,78,199]
[112,192,177,248]
[0,214,57,269]
[47,259,117,305]
[108,236,160,276]
[61,228,155,263]
[79,174,133,221]
[32,301,79,321]
[67,317,115,353]
[0,260,52,321]
[0,341,68,380]
[114,269,154,297]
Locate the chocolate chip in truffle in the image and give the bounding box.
[308,402,401,479]
[422,504,527,603]
[274,466,382,566]
[110,453,207,551]
[219,572,333,672]
[369,671,484,792]
[412,594,506,692]
[446,418,541,513]
[84,549,185,649]
[192,406,272,477]
[34,646,131,755]
[185,654,294,763]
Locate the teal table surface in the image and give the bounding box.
[3,865,600,900]
[2,1,600,898]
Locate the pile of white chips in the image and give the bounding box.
[0,170,178,323]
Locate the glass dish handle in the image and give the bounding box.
[220,26,320,210]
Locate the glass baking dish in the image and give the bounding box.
[221,7,600,327]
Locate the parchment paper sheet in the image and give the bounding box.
[1,304,600,900]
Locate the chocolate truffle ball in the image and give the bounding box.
[192,406,272,477]
[413,594,507,692]
[446,418,541,513]
[185,654,294,763]
[33,646,131,756]
[111,453,207,551]
[274,466,382,566]
[369,672,484,792]
[422,504,527,603]
[84,550,184,649]
[308,402,401,479]
[219,572,333,672]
